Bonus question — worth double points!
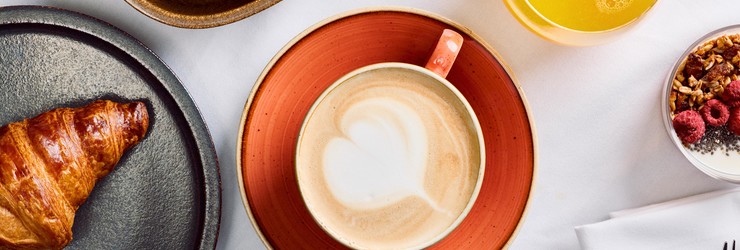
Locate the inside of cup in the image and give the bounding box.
[295,63,485,249]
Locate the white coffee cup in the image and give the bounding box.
[296,29,485,250]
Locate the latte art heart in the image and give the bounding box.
[324,97,450,214]
[297,65,482,249]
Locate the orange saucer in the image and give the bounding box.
[237,7,537,249]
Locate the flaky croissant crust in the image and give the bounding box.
[0,100,149,249]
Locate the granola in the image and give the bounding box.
[670,34,740,116]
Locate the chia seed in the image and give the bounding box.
[687,125,740,155]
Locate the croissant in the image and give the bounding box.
[0,100,149,249]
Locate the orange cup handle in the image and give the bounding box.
[424,29,464,78]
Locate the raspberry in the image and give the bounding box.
[673,110,705,144]
[728,108,740,136]
[722,80,740,107]
[700,99,730,126]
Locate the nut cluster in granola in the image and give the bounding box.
[671,34,740,145]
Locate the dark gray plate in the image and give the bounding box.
[0,6,220,249]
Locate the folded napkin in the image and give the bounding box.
[575,188,740,250]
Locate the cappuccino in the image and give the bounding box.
[296,63,484,249]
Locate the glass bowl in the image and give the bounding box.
[663,25,740,183]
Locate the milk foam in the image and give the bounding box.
[323,97,449,214]
[296,65,482,249]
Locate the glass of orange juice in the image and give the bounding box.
[504,0,658,46]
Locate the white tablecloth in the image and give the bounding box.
[1,0,737,249]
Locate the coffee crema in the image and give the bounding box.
[297,65,483,249]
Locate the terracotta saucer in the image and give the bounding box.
[125,0,280,29]
[237,7,537,249]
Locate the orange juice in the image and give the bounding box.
[527,0,655,31]
[504,0,656,45]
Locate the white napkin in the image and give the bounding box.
[575,188,740,250]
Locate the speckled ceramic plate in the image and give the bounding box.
[237,7,537,249]
[125,0,281,29]
[0,6,220,249]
